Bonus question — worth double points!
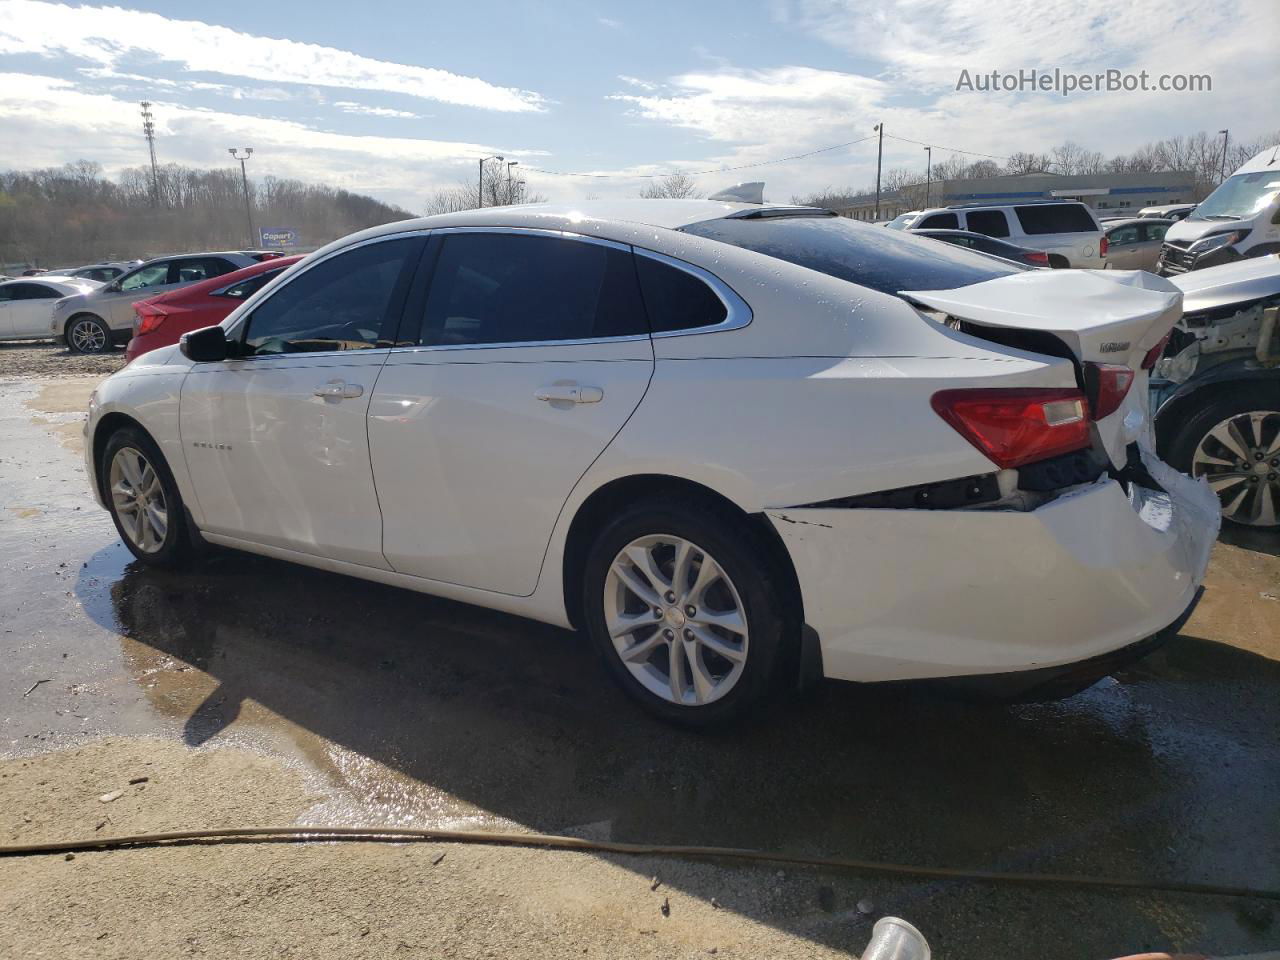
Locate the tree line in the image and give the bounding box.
[0,160,412,269]
[793,128,1280,209]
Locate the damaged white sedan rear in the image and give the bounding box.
[83,199,1220,726]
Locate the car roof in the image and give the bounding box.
[1104,217,1171,229]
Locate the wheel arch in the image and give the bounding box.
[91,412,149,500]
[559,473,805,637]
[1154,366,1280,456]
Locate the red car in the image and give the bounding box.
[126,255,303,362]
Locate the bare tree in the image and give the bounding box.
[638,173,702,199]
[422,165,544,215]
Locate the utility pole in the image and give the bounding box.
[506,161,519,205]
[1218,129,1230,182]
[139,101,160,206]
[478,155,503,208]
[873,123,884,220]
[923,146,932,208]
[228,148,255,247]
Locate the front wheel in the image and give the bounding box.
[101,427,192,565]
[1166,385,1280,529]
[66,314,113,354]
[581,499,790,726]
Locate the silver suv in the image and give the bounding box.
[907,200,1106,268]
[52,252,270,353]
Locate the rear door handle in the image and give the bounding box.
[534,383,603,404]
[314,380,364,400]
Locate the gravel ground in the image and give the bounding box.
[0,341,125,380]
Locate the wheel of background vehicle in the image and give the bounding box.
[1166,384,1280,529]
[66,314,112,354]
[581,498,790,727]
[101,427,192,565]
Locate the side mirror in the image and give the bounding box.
[180,325,230,362]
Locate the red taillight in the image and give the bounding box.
[931,388,1091,469]
[1083,362,1135,420]
[1023,251,1050,266]
[1141,332,1171,370]
[1100,235,1109,259]
[134,303,168,336]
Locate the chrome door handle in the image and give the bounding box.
[314,380,363,399]
[534,383,603,404]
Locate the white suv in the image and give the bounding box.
[908,201,1106,268]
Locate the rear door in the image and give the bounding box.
[1106,224,1142,268]
[368,229,654,596]
[1137,222,1171,270]
[180,236,423,567]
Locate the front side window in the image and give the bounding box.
[119,262,170,292]
[218,269,283,300]
[242,238,418,356]
[1109,225,1140,245]
[1015,204,1099,235]
[679,214,1025,298]
[965,210,1010,238]
[415,233,647,347]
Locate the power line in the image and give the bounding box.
[524,136,878,179]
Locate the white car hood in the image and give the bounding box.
[1164,217,1246,244]
[902,268,1182,364]
[1169,253,1280,313]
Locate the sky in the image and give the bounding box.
[0,0,1276,212]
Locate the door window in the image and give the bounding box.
[964,210,1011,238]
[1014,204,1098,234]
[3,282,61,300]
[119,263,171,292]
[1108,225,1140,245]
[217,269,283,300]
[917,212,960,229]
[415,232,648,346]
[241,238,418,356]
[635,254,727,332]
[174,258,238,283]
[1142,223,1171,242]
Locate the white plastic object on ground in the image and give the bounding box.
[861,916,931,960]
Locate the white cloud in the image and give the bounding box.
[333,101,422,119]
[0,0,547,112]
[0,73,546,209]
[617,75,658,92]
[598,17,624,30]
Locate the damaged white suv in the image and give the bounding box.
[83,198,1220,725]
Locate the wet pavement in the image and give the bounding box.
[3,372,1280,958]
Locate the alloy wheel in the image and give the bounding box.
[603,535,748,706]
[109,447,169,552]
[1191,410,1280,527]
[70,318,107,353]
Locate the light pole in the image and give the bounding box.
[479,155,503,208]
[923,146,932,208]
[228,148,254,247]
[1218,129,1230,182]
[506,161,519,204]
[873,123,884,220]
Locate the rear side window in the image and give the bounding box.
[416,233,647,346]
[679,215,1025,297]
[175,257,237,283]
[635,255,727,332]
[964,210,1010,238]
[1143,222,1171,242]
[243,238,419,356]
[1014,204,1098,235]
[917,212,959,229]
[219,269,283,300]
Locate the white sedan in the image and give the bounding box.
[83,198,1220,725]
[0,276,100,342]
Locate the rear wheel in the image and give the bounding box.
[582,499,790,726]
[1167,385,1280,529]
[66,314,112,354]
[102,427,192,565]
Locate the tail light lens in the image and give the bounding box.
[1141,332,1171,370]
[134,303,168,336]
[1100,235,1109,259]
[931,388,1090,469]
[1023,251,1050,267]
[1083,362,1135,420]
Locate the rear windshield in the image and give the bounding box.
[1014,204,1098,235]
[678,215,1025,296]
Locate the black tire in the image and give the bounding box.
[101,426,193,566]
[581,497,792,727]
[66,314,113,354]
[1165,383,1280,530]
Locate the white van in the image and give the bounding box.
[906,200,1105,267]
[1158,145,1280,275]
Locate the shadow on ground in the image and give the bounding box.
[73,541,1280,956]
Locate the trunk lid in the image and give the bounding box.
[902,269,1184,468]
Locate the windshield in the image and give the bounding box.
[1191,172,1280,220]
[679,215,1026,296]
[884,213,917,231]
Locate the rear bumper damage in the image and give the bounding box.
[768,443,1220,686]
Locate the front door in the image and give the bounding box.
[368,230,655,597]
[1106,224,1142,268]
[180,236,423,568]
[102,261,174,328]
